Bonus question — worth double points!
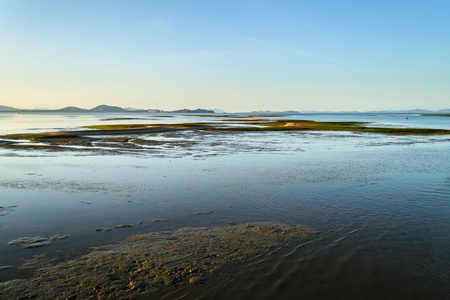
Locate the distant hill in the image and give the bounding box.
[2,104,216,113]
[55,105,216,113]
[0,105,17,111]
[55,106,88,113]
[170,108,215,113]
[55,105,146,113]
[246,109,450,114]
[364,109,436,114]
[247,110,303,115]
[89,105,128,113]
[6,104,448,114]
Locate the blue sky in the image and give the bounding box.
[1,0,449,111]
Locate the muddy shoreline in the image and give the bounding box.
[0,222,315,299]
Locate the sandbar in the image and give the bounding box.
[41,126,184,136]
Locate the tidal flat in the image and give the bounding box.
[1,116,449,154]
[1,112,450,299]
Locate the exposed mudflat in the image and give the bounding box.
[0,205,17,216]
[0,222,315,299]
[41,125,185,136]
[7,235,69,249]
[2,116,449,155]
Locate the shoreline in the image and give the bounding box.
[0,222,315,299]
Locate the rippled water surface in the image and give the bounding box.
[0,113,449,299]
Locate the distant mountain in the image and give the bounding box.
[89,105,127,113]
[211,108,226,113]
[170,108,215,113]
[55,106,88,113]
[0,105,17,111]
[5,104,447,114]
[3,104,215,113]
[51,105,215,113]
[54,105,148,113]
[364,109,436,114]
[245,109,450,114]
[244,110,292,115]
[124,107,145,111]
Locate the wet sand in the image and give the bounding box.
[0,222,315,299]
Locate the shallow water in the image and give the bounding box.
[0,113,450,298]
[1,111,450,135]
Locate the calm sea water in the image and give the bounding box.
[0,112,449,299]
[1,111,449,135]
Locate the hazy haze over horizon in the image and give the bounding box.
[1,0,449,112]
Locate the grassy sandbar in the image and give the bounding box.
[212,120,450,135]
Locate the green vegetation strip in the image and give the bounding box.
[84,124,154,130]
[100,118,143,121]
[421,114,450,117]
[83,123,211,130]
[2,120,450,141]
[2,134,83,140]
[209,120,450,135]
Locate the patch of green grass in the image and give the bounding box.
[6,120,449,141]
[99,118,142,121]
[3,134,82,140]
[421,114,450,117]
[207,120,450,135]
[3,134,47,140]
[182,115,216,117]
[84,123,213,130]
[256,120,366,127]
[83,124,152,130]
[355,127,450,135]
[89,120,450,135]
[177,122,214,128]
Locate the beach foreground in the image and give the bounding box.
[1,222,314,299]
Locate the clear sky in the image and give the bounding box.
[1,0,449,112]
